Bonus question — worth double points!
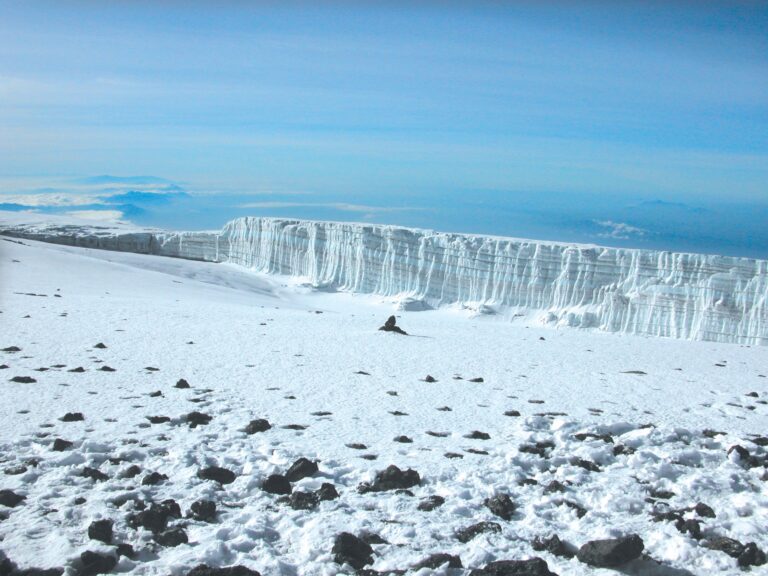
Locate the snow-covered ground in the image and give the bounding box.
[1,237,766,576]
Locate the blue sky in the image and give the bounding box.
[1,2,767,257]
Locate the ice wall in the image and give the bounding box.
[3,216,767,345]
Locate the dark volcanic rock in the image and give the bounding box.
[289,491,319,511]
[465,430,491,440]
[120,465,142,479]
[190,499,217,522]
[81,467,109,482]
[68,367,85,373]
[316,483,340,501]
[93,343,107,349]
[198,466,236,485]
[504,410,521,417]
[175,378,191,389]
[186,565,262,576]
[2,346,21,353]
[738,543,767,567]
[244,419,271,434]
[4,465,27,476]
[128,500,181,533]
[412,554,462,570]
[184,411,212,428]
[469,377,484,383]
[571,458,601,472]
[378,315,407,336]
[519,441,555,457]
[116,544,136,560]
[676,518,702,540]
[705,536,745,558]
[87,519,113,544]
[60,413,84,422]
[154,527,188,547]
[363,465,420,492]
[285,458,318,482]
[393,435,413,443]
[694,502,716,518]
[456,521,502,543]
[470,558,557,576]
[332,532,374,569]
[52,438,73,451]
[577,534,644,567]
[10,376,36,384]
[484,494,516,520]
[417,495,445,511]
[262,474,292,495]
[423,375,437,383]
[532,535,574,558]
[98,366,115,372]
[147,416,170,424]
[142,472,168,486]
[0,490,25,507]
[78,551,116,576]
[544,481,566,494]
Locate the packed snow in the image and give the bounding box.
[2,213,766,346]
[0,235,767,576]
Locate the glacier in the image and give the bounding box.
[2,215,766,345]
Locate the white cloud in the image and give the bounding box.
[65,210,125,222]
[239,201,417,214]
[595,220,647,240]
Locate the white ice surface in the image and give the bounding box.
[0,237,767,575]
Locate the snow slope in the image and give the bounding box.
[2,213,766,346]
[1,237,767,575]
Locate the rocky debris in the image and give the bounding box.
[728,444,764,468]
[282,424,307,430]
[465,430,491,440]
[577,534,644,567]
[68,367,85,373]
[560,500,587,518]
[456,521,502,543]
[574,432,613,443]
[468,377,484,383]
[412,554,462,570]
[120,465,141,479]
[1,347,21,353]
[705,537,767,567]
[317,483,340,501]
[378,315,407,336]
[244,419,271,434]
[332,532,374,569]
[417,495,445,511]
[77,551,116,576]
[694,502,716,518]
[426,431,448,437]
[504,410,521,417]
[116,544,136,560]
[262,474,292,495]
[52,438,73,451]
[532,535,574,558]
[0,365,7,370]
[484,494,516,520]
[87,520,113,544]
[60,413,84,422]
[186,565,262,576]
[127,500,181,533]
[148,390,163,398]
[543,481,566,494]
[0,490,25,507]
[93,343,107,349]
[147,416,170,424]
[175,378,191,389]
[289,491,319,511]
[519,441,555,457]
[197,466,236,485]
[154,527,188,547]
[142,472,168,486]
[750,436,768,446]
[4,465,27,476]
[393,435,413,443]
[184,411,212,428]
[359,465,420,493]
[423,375,437,383]
[98,366,115,372]
[9,376,36,384]
[612,444,635,456]
[676,518,702,539]
[346,443,367,450]
[444,452,463,459]
[189,499,217,522]
[470,558,557,576]
[571,458,601,472]
[80,467,109,482]
[285,458,318,482]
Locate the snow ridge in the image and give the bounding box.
[4,216,767,345]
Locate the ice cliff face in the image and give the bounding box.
[3,216,767,345]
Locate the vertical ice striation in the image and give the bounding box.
[3,216,767,345]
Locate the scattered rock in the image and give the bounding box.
[244,419,271,434]
[142,472,168,486]
[444,452,463,459]
[148,390,163,398]
[738,543,767,568]
[469,377,484,383]
[412,554,462,570]
[115,544,136,560]
[93,343,107,349]
[423,375,437,383]
[456,521,502,543]
[175,378,191,389]
[60,412,84,422]
[4,465,27,476]
[98,366,115,372]
[705,536,745,558]
[68,367,85,373]
[470,558,557,576]
[52,438,73,451]
[519,441,555,457]
[262,474,292,495]
[544,481,566,494]
[184,411,212,428]
[0,490,25,507]
[346,443,367,450]
[10,376,37,384]
[378,315,407,336]
[676,518,702,539]
[189,499,217,522]
[87,519,113,544]
[504,410,521,417]
[465,430,491,440]
[333,532,374,569]
[577,534,644,567]
[197,466,236,485]
[1,347,21,353]
[186,565,262,576]
[127,500,181,533]
[154,527,188,547]
[282,424,307,430]
[289,491,319,510]
[359,465,420,493]
[571,458,601,472]
[120,465,141,479]
[285,458,318,482]
[484,494,516,520]
[81,467,109,482]
[418,495,445,511]
[532,534,574,558]
[317,483,340,501]
[694,502,716,518]
[147,416,170,424]
[78,551,116,576]
[393,435,413,443]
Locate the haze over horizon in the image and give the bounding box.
[1,2,767,257]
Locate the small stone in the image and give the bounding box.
[87,519,113,544]
[738,542,767,567]
[175,378,191,389]
[52,438,73,451]
[468,377,484,383]
[98,366,115,372]
[532,534,574,558]
[317,483,340,501]
[198,466,236,485]
[423,375,437,383]
[147,416,170,424]
[393,435,413,443]
[484,494,516,520]
[694,502,716,518]
[184,411,212,428]
[0,490,25,507]
[456,521,502,543]
[577,534,644,567]
[154,527,188,547]
[544,481,566,494]
[186,565,262,576]
[465,430,491,440]
[470,558,557,576]
[81,467,109,482]
[116,544,136,559]
[412,554,462,570]
[68,367,85,373]
[366,465,420,492]
[332,532,373,570]
[190,499,217,522]
[120,465,141,479]
[285,458,318,482]
[705,536,745,558]
[93,343,107,349]
[418,495,445,511]
[10,376,36,384]
[504,410,521,417]
[60,413,84,422]
[289,491,319,510]
[676,518,702,540]
[244,419,271,434]
[2,346,21,352]
[262,474,292,495]
[142,471,168,486]
[78,551,116,576]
